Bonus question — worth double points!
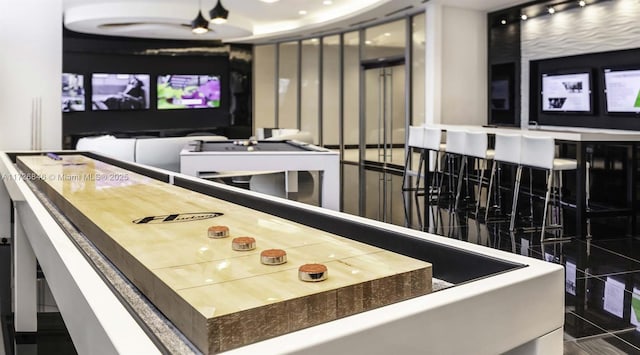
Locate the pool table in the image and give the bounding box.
[180,140,340,210]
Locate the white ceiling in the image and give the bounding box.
[63,0,530,43]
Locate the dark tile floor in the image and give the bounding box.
[344,165,640,355]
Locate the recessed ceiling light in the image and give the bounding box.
[323,0,333,4]
[578,0,586,6]
[548,7,556,14]
[365,40,372,45]
[384,32,391,36]
[298,10,307,15]
[500,19,506,25]
[521,14,528,20]
[311,38,319,42]
[260,0,280,3]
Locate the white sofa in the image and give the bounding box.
[76,135,227,172]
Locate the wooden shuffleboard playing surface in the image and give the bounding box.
[17,154,432,354]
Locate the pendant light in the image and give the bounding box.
[192,0,209,34]
[209,0,229,25]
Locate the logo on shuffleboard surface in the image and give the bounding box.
[132,212,223,224]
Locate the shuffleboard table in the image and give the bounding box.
[0,151,565,355]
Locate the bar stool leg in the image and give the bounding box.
[454,156,467,211]
[401,147,412,191]
[413,149,425,196]
[431,151,440,201]
[437,153,449,206]
[558,170,565,235]
[509,165,523,232]
[485,161,497,222]
[475,159,486,217]
[540,170,554,242]
[528,168,534,224]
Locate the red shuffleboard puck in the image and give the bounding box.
[260,249,287,265]
[208,225,229,239]
[298,263,328,282]
[232,237,256,251]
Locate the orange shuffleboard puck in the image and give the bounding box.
[208,225,229,239]
[232,237,256,251]
[260,249,287,265]
[298,263,328,282]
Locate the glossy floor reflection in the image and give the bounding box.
[347,167,640,355]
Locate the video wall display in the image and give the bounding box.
[91,73,151,111]
[63,73,224,112]
[604,68,640,114]
[541,72,591,113]
[62,73,85,112]
[157,75,221,110]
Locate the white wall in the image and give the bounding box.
[521,0,640,126]
[0,0,62,150]
[424,3,487,126]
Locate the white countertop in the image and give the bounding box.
[426,124,640,142]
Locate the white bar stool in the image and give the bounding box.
[439,129,466,209]
[422,127,446,200]
[485,133,522,222]
[402,125,426,193]
[463,131,495,217]
[519,135,577,242]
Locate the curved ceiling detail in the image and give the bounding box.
[64,0,412,42]
[63,0,531,43]
[64,2,253,40]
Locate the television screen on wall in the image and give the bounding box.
[62,73,85,112]
[541,72,591,113]
[604,68,640,114]
[491,79,510,111]
[91,73,150,111]
[157,75,221,110]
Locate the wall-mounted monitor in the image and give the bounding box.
[604,68,640,114]
[91,73,150,111]
[491,79,510,111]
[157,75,221,110]
[541,72,592,113]
[62,73,85,112]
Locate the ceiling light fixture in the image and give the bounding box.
[548,7,556,14]
[500,19,507,25]
[578,0,586,6]
[323,0,333,4]
[521,14,528,20]
[209,0,229,24]
[299,10,307,15]
[260,0,280,2]
[192,0,209,34]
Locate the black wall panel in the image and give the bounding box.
[62,29,253,146]
[530,48,640,130]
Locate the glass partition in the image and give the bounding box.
[254,45,276,133]
[412,13,426,126]
[322,35,341,148]
[278,41,299,130]
[343,31,360,163]
[363,20,406,61]
[300,38,320,144]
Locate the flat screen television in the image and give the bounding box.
[157,75,221,110]
[541,72,591,113]
[62,73,85,112]
[91,73,150,111]
[490,79,510,111]
[604,68,640,114]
